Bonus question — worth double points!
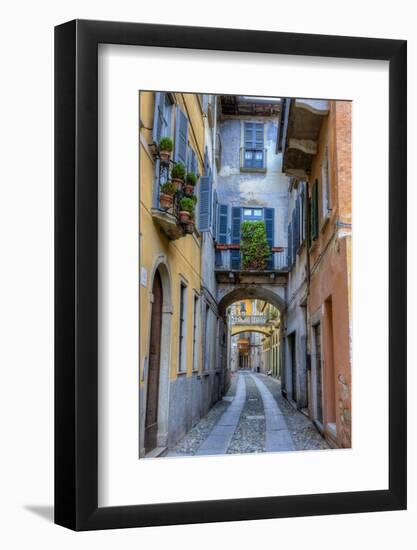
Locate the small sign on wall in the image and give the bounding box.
[140,266,147,288]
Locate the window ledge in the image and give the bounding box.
[240,167,267,173]
[176,370,187,376]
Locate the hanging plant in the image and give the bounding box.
[240,221,270,270]
[184,212,195,235]
[158,137,173,164]
[171,162,186,190]
[159,181,176,210]
[179,196,195,224]
[184,171,197,196]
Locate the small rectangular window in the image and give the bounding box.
[203,304,210,371]
[192,295,199,372]
[178,283,187,372]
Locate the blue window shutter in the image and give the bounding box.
[152,92,162,143]
[202,94,209,114]
[218,204,228,244]
[204,147,211,177]
[212,190,218,238]
[198,175,212,232]
[287,223,292,266]
[294,197,299,252]
[292,209,297,261]
[300,190,305,243]
[174,107,188,166]
[264,208,274,270]
[311,179,319,240]
[243,122,264,168]
[187,144,192,173]
[231,207,242,270]
[191,149,197,175]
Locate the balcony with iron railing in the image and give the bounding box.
[150,157,196,240]
[230,314,267,325]
[215,245,288,275]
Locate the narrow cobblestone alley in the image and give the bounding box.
[167,372,329,457]
[139,92,352,458]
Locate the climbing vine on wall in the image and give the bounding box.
[240,220,271,270]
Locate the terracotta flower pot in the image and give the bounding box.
[172,178,184,191]
[184,221,195,235]
[159,193,173,210]
[159,150,171,165]
[184,184,194,196]
[179,210,191,224]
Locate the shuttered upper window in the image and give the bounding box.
[152,92,172,144]
[174,106,188,166]
[310,179,319,242]
[242,122,265,170]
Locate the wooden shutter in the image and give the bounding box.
[152,92,163,143]
[244,122,264,168]
[212,190,218,239]
[295,196,300,252]
[174,107,188,166]
[231,207,242,270]
[292,209,296,261]
[191,149,197,175]
[311,179,319,241]
[198,175,212,232]
[202,94,209,114]
[287,223,292,266]
[218,204,228,244]
[264,208,274,270]
[300,189,305,243]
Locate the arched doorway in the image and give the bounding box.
[144,270,163,453]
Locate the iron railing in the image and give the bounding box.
[231,315,267,325]
[215,247,288,271]
[240,147,267,171]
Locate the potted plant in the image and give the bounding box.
[184,172,197,196]
[158,137,173,164]
[159,181,177,210]
[240,221,271,270]
[184,212,195,235]
[179,196,195,224]
[171,162,186,190]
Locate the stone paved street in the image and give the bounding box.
[167,371,329,457]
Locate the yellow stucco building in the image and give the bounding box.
[139,92,225,457]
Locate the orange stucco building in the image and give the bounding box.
[281,98,352,448]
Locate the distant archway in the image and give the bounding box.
[218,286,286,316]
[231,326,273,337]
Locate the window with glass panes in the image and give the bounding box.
[243,122,265,169]
[242,207,263,221]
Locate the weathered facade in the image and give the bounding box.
[280,98,352,447]
[140,93,352,456]
[139,92,227,457]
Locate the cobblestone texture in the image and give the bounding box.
[227,373,265,454]
[258,374,330,451]
[168,372,329,457]
[168,374,237,456]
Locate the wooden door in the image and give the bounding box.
[289,333,297,402]
[145,271,163,453]
[314,323,323,424]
